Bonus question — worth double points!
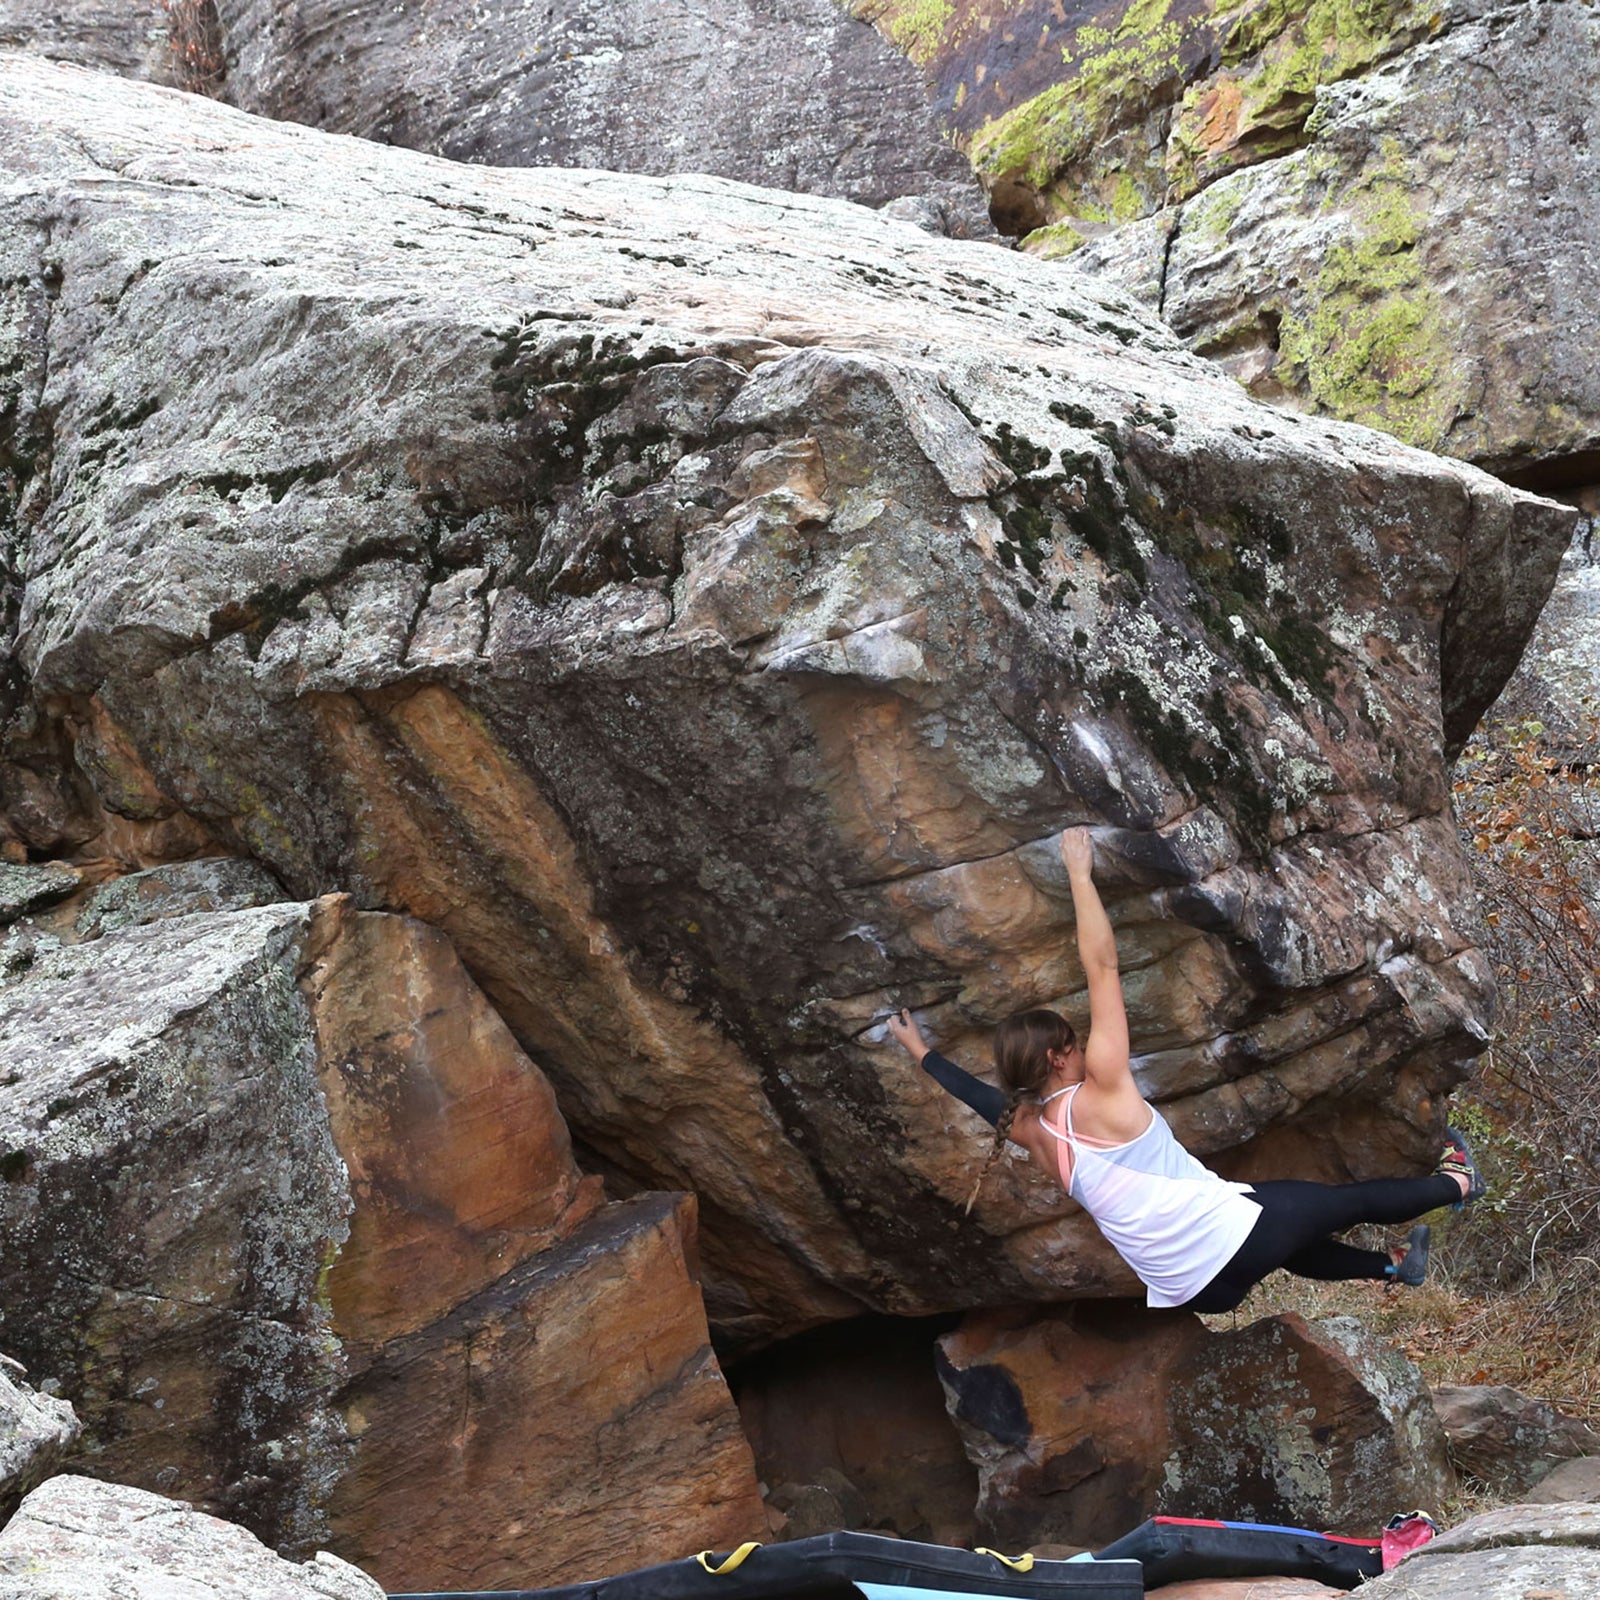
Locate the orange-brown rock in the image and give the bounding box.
[329,1192,766,1592]
[938,1302,1207,1547]
[300,900,604,1353]
[732,1316,979,1545]
[938,1308,1451,1546]
[0,890,763,1578]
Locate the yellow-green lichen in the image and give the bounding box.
[1017,221,1092,258]
[968,0,1186,195]
[1273,140,1457,448]
[1167,0,1437,199]
[880,0,957,65]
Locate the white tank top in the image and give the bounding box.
[1041,1085,1262,1309]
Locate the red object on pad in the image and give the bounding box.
[1381,1511,1438,1569]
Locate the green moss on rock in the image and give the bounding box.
[1273,139,1457,448]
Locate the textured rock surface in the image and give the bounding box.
[0,901,353,1550]
[0,0,189,91]
[0,58,1574,1351]
[938,1302,1205,1546]
[732,1317,979,1545]
[221,0,990,234]
[851,0,1444,237]
[1158,1314,1452,1533]
[0,0,989,234]
[72,855,286,938]
[0,895,763,1581]
[938,1309,1450,1546]
[0,1474,382,1599]
[330,1192,764,1590]
[1432,1383,1598,1495]
[0,1357,79,1521]
[1071,0,1600,479]
[1358,1500,1600,1597]
[1529,1453,1600,1503]
[0,861,79,922]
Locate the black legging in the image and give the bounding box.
[1183,1174,1462,1314]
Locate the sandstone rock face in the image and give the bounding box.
[328,1192,764,1591]
[732,1316,979,1545]
[938,1310,1449,1546]
[0,58,1574,1351]
[0,1474,383,1600]
[938,1302,1205,1547]
[0,892,763,1584]
[0,1357,79,1521]
[1432,1383,1598,1495]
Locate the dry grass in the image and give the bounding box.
[1201,1251,1600,1420]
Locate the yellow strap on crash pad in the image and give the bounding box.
[695,1542,762,1575]
[976,1547,1036,1572]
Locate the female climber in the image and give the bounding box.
[885,827,1482,1314]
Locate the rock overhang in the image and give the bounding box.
[0,56,1575,1345]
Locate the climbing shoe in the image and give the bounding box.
[1387,1224,1431,1287]
[1440,1126,1486,1209]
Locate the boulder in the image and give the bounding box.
[0,0,990,235]
[1528,1454,1600,1503]
[326,1191,763,1591]
[938,1309,1450,1546]
[73,856,287,938]
[938,1302,1206,1547]
[0,0,190,92]
[0,894,764,1585]
[0,861,80,923]
[0,1356,79,1522]
[0,60,1575,1351]
[1072,0,1600,483]
[1431,1384,1598,1495]
[0,1474,383,1599]
[1359,1501,1600,1597]
[1159,1315,1452,1533]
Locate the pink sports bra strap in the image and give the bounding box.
[1039,1084,1079,1189]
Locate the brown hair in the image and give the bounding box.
[965,1009,1079,1214]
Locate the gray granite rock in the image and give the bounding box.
[0,1474,383,1599]
[0,0,185,89]
[0,862,80,926]
[0,900,350,1553]
[73,856,286,939]
[0,1356,79,1522]
[1357,1501,1600,1597]
[1529,1454,1600,1503]
[0,0,991,236]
